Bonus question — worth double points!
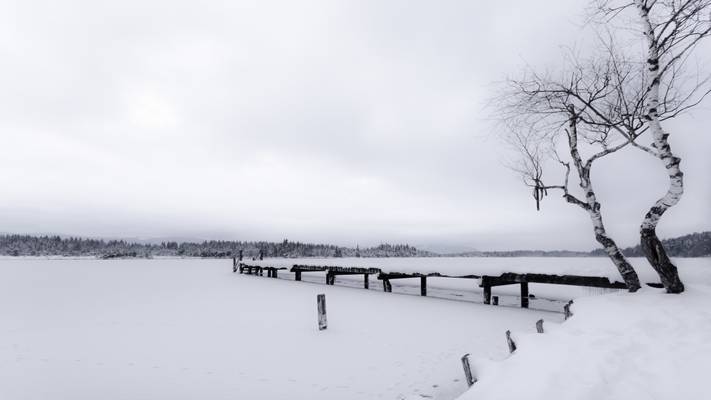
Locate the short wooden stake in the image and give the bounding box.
[272,269,278,279]
[317,294,327,331]
[536,319,544,333]
[295,270,302,281]
[420,276,427,296]
[505,330,517,354]
[364,273,369,289]
[461,353,476,387]
[492,295,499,305]
[483,285,492,305]
[564,300,574,320]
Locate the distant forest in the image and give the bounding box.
[0,235,432,259]
[464,231,711,258]
[0,231,708,258]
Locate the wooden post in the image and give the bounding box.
[483,285,492,305]
[272,269,278,279]
[536,319,544,333]
[520,282,529,308]
[461,353,476,387]
[492,295,499,306]
[364,273,369,289]
[420,276,427,296]
[326,272,333,285]
[295,270,302,281]
[317,294,327,331]
[266,269,272,278]
[564,300,574,320]
[505,330,517,354]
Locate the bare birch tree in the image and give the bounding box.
[593,0,711,293]
[499,52,646,291]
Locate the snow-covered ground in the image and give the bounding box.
[0,257,708,399]
[459,257,711,400]
[0,257,553,400]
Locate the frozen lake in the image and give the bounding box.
[0,257,708,399]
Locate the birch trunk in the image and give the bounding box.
[634,1,685,293]
[566,110,641,291]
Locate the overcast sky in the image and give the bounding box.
[0,0,709,252]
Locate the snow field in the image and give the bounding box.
[459,257,711,400]
[0,258,556,400]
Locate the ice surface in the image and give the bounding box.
[0,258,552,400]
[2,257,708,400]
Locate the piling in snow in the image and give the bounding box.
[564,300,574,320]
[317,294,327,331]
[461,353,476,387]
[506,330,517,353]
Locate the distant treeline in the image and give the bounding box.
[0,231,708,259]
[616,231,711,258]
[0,235,433,259]
[459,231,710,258]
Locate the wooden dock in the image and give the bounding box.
[235,257,640,309]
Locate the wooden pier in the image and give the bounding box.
[235,259,642,309]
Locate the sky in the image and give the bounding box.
[0,0,709,252]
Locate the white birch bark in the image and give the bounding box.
[566,109,641,291]
[634,0,685,293]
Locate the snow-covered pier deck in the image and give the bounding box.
[234,257,640,308]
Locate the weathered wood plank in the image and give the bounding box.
[378,272,480,280]
[483,272,628,289]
